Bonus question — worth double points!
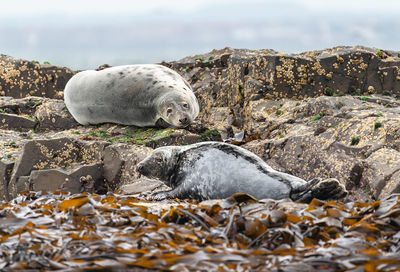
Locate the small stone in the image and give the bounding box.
[368,86,375,93]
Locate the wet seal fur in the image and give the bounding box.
[136,142,348,202]
[64,64,199,127]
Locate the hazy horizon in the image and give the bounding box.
[1,0,399,70]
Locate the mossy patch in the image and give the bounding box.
[238,85,243,97]
[25,115,38,122]
[351,136,360,146]
[360,96,370,103]
[313,113,325,121]
[90,130,108,139]
[325,87,334,96]
[200,129,221,141]
[120,128,175,145]
[195,57,204,63]
[26,101,43,109]
[376,49,386,59]
[374,122,382,130]
[102,128,177,145]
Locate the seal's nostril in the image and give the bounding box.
[179,117,188,124]
[136,164,143,172]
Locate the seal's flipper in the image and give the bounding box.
[290,178,347,203]
[312,178,347,200]
[290,178,320,202]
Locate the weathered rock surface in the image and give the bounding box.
[29,163,104,193]
[103,144,152,190]
[242,95,400,201]
[34,98,78,130]
[0,160,13,200]
[0,55,74,99]
[0,46,399,202]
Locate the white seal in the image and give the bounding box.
[64,64,199,127]
[136,142,348,202]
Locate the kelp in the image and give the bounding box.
[0,191,399,271]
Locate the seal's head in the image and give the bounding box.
[158,93,199,128]
[136,146,181,187]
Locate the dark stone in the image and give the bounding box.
[15,176,30,195]
[0,160,14,200]
[0,113,37,130]
[29,163,103,194]
[0,96,44,116]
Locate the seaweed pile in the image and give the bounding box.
[0,191,399,271]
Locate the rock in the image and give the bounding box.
[361,148,400,199]
[0,160,14,200]
[14,176,30,194]
[120,178,168,194]
[380,171,400,198]
[0,96,45,116]
[29,163,104,194]
[0,96,19,113]
[8,138,81,199]
[80,141,110,164]
[34,99,79,130]
[102,144,153,190]
[0,96,80,131]
[11,137,80,178]
[144,129,205,149]
[203,107,234,129]
[242,94,400,201]
[0,55,75,99]
[0,113,37,130]
[169,46,400,127]
[96,64,111,71]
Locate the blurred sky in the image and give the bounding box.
[0,0,399,70]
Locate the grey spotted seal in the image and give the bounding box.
[136,142,348,202]
[64,64,199,127]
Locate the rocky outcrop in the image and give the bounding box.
[242,95,400,201]
[0,55,75,99]
[0,46,399,202]
[166,46,400,128]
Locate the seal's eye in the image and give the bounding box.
[166,108,173,115]
[182,103,189,109]
[155,157,163,163]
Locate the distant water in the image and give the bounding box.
[0,0,399,70]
